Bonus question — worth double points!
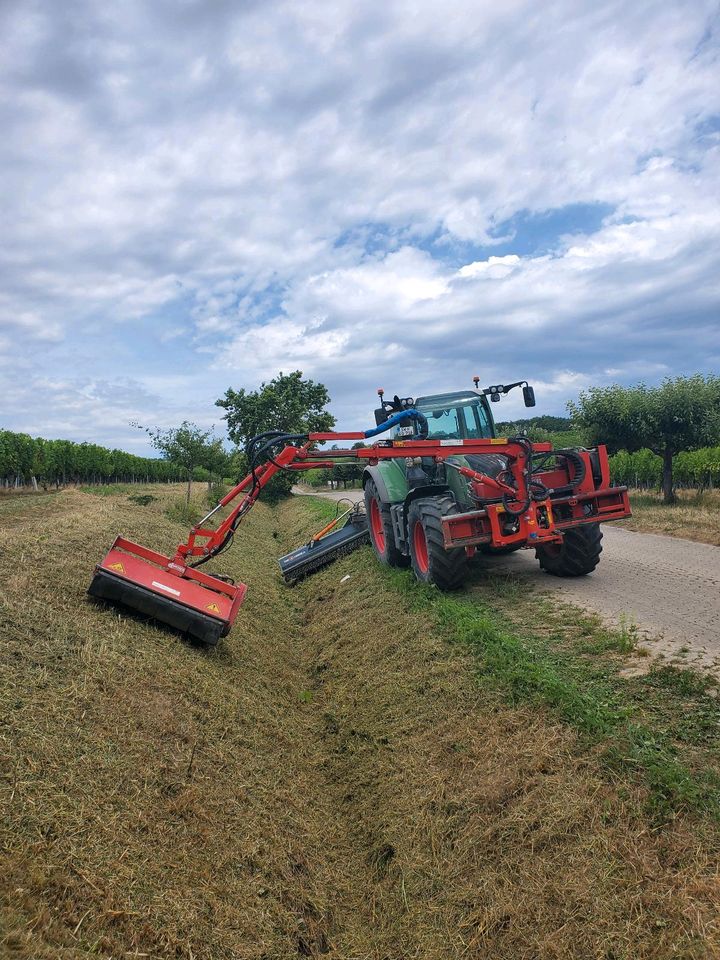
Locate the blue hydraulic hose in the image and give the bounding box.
[363,408,428,439]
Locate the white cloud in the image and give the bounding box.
[457,255,521,279]
[0,0,718,446]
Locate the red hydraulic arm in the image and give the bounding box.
[169,430,618,565]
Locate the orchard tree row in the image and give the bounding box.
[570,374,720,503]
[0,430,187,488]
[609,446,720,491]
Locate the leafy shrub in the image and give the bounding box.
[205,481,229,509]
[164,498,203,526]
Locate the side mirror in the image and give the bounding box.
[523,385,536,408]
[374,407,390,426]
[490,392,501,403]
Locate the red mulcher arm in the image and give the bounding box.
[88,441,330,645]
[89,423,630,645]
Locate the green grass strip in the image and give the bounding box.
[296,494,720,819]
[387,569,720,821]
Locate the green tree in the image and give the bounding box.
[569,375,720,503]
[202,438,230,486]
[216,371,335,500]
[143,421,218,504]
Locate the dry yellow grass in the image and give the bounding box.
[1,485,719,958]
[618,488,720,545]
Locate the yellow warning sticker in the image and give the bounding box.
[108,561,125,573]
[206,602,221,614]
[491,437,508,444]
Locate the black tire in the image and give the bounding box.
[364,478,407,567]
[536,523,602,576]
[407,496,467,590]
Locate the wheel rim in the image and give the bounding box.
[413,520,429,574]
[369,497,386,552]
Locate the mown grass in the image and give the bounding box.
[619,487,720,544]
[79,483,148,496]
[0,488,70,527]
[301,495,720,817]
[164,495,205,526]
[2,485,361,958]
[296,536,720,958]
[381,561,720,822]
[2,486,720,957]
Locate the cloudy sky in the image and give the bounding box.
[1,0,719,452]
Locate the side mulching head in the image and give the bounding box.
[278,512,369,583]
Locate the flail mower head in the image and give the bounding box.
[278,504,368,582]
[88,536,247,646]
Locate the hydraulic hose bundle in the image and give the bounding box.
[457,439,588,516]
[532,448,587,494]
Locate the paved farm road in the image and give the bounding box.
[294,486,720,670]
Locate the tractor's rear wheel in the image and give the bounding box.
[536,523,603,576]
[364,479,407,567]
[408,496,467,590]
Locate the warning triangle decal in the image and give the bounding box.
[206,602,221,614]
[108,561,125,574]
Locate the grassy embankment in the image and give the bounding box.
[618,488,720,545]
[1,485,719,958]
[305,496,720,818]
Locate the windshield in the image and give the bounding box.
[415,396,493,440]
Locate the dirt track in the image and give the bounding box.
[295,487,720,670]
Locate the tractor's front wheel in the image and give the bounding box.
[364,479,407,567]
[408,497,467,590]
[536,523,603,576]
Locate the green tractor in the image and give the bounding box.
[362,380,630,590]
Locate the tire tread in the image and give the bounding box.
[537,522,603,577]
[409,496,467,590]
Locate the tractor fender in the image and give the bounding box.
[402,485,451,522]
[362,461,409,504]
[362,465,391,503]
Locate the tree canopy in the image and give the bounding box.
[144,421,221,504]
[216,371,336,500]
[568,375,720,502]
[216,371,335,448]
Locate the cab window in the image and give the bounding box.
[425,407,461,439]
[420,400,492,440]
[462,402,492,438]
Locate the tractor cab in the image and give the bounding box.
[413,391,495,441]
[370,379,538,507]
[375,380,534,441]
[410,392,501,502]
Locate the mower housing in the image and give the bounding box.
[88,536,247,645]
